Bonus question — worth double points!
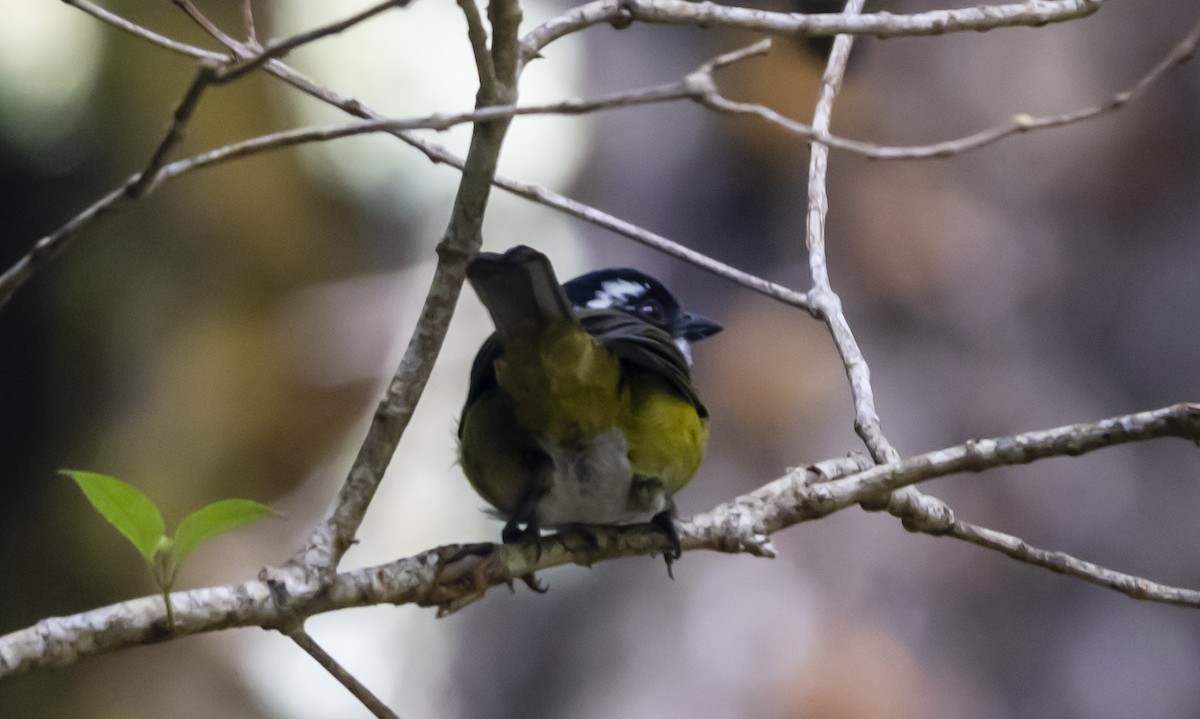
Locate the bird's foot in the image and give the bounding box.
[649,510,682,579]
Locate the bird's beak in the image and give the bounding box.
[681,313,722,341]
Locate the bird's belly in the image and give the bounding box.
[534,427,658,526]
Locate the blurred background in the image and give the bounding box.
[2,0,1200,716]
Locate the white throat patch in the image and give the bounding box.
[675,337,694,366]
[585,279,647,310]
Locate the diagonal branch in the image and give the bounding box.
[697,15,1200,160]
[218,0,416,82]
[289,0,526,574]
[0,46,807,312]
[287,629,400,719]
[125,63,218,199]
[174,0,243,49]
[63,0,224,60]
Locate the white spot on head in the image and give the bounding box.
[584,279,647,309]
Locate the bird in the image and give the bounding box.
[457,245,721,570]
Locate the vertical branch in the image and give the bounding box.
[804,0,896,462]
[488,0,523,93]
[242,0,260,48]
[801,1,954,529]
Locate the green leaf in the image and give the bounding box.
[61,470,166,564]
[172,499,277,566]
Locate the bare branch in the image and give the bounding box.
[947,523,1200,608]
[125,63,217,199]
[291,0,526,574]
[63,0,224,60]
[248,49,813,310]
[0,186,126,309]
[173,0,241,49]
[866,13,1200,159]
[287,629,401,719]
[520,0,1103,62]
[47,3,807,315]
[174,0,416,82]
[3,404,1198,677]
[488,0,523,92]
[220,0,416,82]
[242,0,260,48]
[459,0,498,94]
[802,0,900,466]
[132,0,417,214]
[795,0,959,540]
[0,46,805,311]
[699,15,1200,160]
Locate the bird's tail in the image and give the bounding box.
[467,245,576,339]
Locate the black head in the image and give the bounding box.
[563,268,722,348]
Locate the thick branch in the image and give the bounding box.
[3,404,1197,678]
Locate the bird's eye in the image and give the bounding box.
[639,299,665,323]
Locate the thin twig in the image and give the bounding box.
[804,0,899,465]
[242,0,260,49]
[172,0,240,49]
[0,186,126,309]
[4,404,1199,677]
[947,523,1200,607]
[246,46,815,309]
[220,0,415,82]
[697,15,1200,160]
[64,0,224,60]
[67,0,1194,169]
[287,629,401,719]
[0,48,808,312]
[61,0,1148,318]
[126,64,217,198]
[0,0,432,310]
[797,0,958,537]
[857,13,1200,160]
[51,0,1193,608]
[175,0,416,82]
[519,0,1103,63]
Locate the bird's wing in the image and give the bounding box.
[579,311,708,419]
[460,332,503,435]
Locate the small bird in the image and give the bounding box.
[458,246,721,568]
